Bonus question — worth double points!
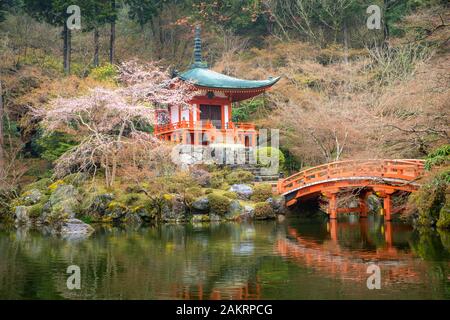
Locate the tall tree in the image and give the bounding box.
[0,81,4,173]
[23,0,75,74]
[83,0,112,67]
[125,0,160,29]
[109,0,116,64]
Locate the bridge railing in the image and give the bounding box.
[278,159,425,195]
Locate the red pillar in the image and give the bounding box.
[329,219,338,242]
[384,194,392,222]
[384,222,393,248]
[329,193,337,219]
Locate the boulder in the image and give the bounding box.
[60,218,94,239]
[123,212,143,225]
[85,193,114,216]
[42,184,80,223]
[266,196,287,215]
[242,206,255,220]
[192,196,210,213]
[191,214,210,223]
[105,201,128,220]
[225,200,243,221]
[15,206,31,225]
[229,184,253,200]
[209,213,223,222]
[162,195,186,222]
[22,189,43,205]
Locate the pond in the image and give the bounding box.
[0,215,449,299]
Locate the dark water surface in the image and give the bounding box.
[1,215,449,299]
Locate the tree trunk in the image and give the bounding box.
[343,22,349,64]
[0,81,4,175]
[383,0,390,48]
[63,23,71,75]
[94,27,99,67]
[109,0,116,64]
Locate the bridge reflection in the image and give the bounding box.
[276,220,423,285]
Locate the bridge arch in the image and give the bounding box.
[277,159,425,221]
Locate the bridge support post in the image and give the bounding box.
[329,219,338,242]
[384,222,393,248]
[375,189,395,222]
[324,190,339,219]
[383,194,392,222]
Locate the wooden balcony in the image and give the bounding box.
[154,120,256,135]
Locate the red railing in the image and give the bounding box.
[154,121,256,134]
[277,159,425,195]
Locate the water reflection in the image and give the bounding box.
[0,215,449,300]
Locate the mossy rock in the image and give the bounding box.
[28,202,45,218]
[254,202,275,220]
[186,187,203,197]
[207,193,230,217]
[437,193,450,229]
[251,184,273,202]
[191,214,210,222]
[210,171,226,189]
[118,193,147,206]
[22,178,52,193]
[223,191,238,200]
[226,170,254,185]
[48,180,65,193]
[62,173,88,187]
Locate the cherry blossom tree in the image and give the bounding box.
[34,61,195,187]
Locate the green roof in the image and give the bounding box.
[179,67,280,90]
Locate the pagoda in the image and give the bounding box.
[154,26,280,148]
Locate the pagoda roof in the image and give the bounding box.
[179,67,280,91]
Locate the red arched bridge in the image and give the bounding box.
[277,159,425,221]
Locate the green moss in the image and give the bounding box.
[89,63,118,83]
[210,171,226,188]
[204,188,214,194]
[226,170,254,185]
[118,193,147,206]
[28,203,44,218]
[251,183,273,202]
[257,147,285,171]
[22,178,52,193]
[223,191,238,199]
[409,173,448,226]
[207,193,230,217]
[437,193,450,229]
[186,187,203,197]
[48,180,65,192]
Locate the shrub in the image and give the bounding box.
[223,191,238,200]
[189,168,211,187]
[251,183,273,202]
[257,147,285,171]
[34,130,78,162]
[210,171,226,188]
[89,64,118,82]
[118,193,146,206]
[254,202,274,218]
[186,187,203,197]
[425,145,450,171]
[28,202,44,218]
[226,170,254,185]
[207,193,230,216]
[408,171,448,226]
[436,190,450,229]
[157,172,199,194]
